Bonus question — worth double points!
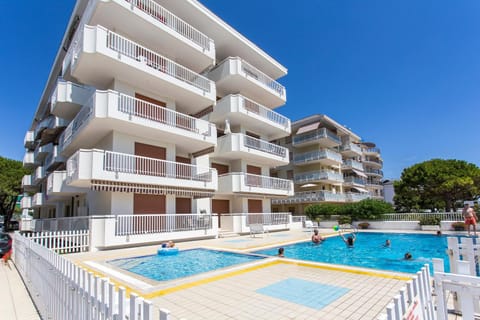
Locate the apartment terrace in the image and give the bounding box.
[210,94,291,140]
[64,25,216,110]
[213,133,289,166]
[365,168,384,177]
[294,149,342,166]
[217,172,293,196]
[58,90,216,155]
[66,149,217,193]
[209,57,286,108]
[50,79,93,120]
[272,190,346,204]
[293,127,341,147]
[339,142,362,156]
[294,170,344,184]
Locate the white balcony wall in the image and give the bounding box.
[59,90,216,156]
[24,131,35,149]
[34,142,54,162]
[340,142,362,156]
[66,149,217,191]
[47,171,80,196]
[22,175,34,189]
[23,152,38,168]
[208,57,286,108]
[50,80,94,120]
[34,166,46,183]
[21,196,32,209]
[294,149,342,166]
[89,0,215,72]
[342,159,364,171]
[294,171,344,184]
[217,173,293,196]
[212,133,288,166]
[32,193,44,207]
[210,94,290,140]
[67,25,216,111]
[45,145,66,170]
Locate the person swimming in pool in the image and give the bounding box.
[277,247,285,257]
[404,252,413,260]
[311,229,324,244]
[340,232,356,247]
[383,239,391,247]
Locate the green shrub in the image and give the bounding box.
[418,216,441,226]
[304,203,339,221]
[337,215,352,225]
[451,221,465,231]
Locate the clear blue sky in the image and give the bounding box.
[1,0,480,180]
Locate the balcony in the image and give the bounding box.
[217,172,293,197]
[340,142,362,157]
[88,0,215,72]
[66,149,217,192]
[208,57,286,108]
[294,149,342,166]
[342,159,364,171]
[24,131,35,150]
[294,171,344,184]
[212,133,288,166]
[22,175,36,192]
[20,196,32,209]
[293,128,341,148]
[210,94,290,140]
[45,145,66,171]
[47,171,79,197]
[272,191,346,204]
[50,79,93,120]
[363,147,381,155]
[34,142,54,163]
[365,168,384,177]
[65,25,215,111]
[345,192,370,202]
[58,90,216,156]
[343,176,366,186]
[34,166,46,183]
[23,152,38,169]
[32,193,44,207]
[35,116,68,145]
[366,180,383,188]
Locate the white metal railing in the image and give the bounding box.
[115,214,212,236]
[272,191,346,204]
[242,96,290,128]
[340,142,361,154]
[294,149,342,164]
[24,230,89,254]
[243,135,287,158]
[380,212,463,222]
[125,0,213,51]
[118,92,214,135]
[293,128,341,145]
[238,58,285,97]
[245,212,290,226]
[106,28,213,93]
[243,173,292,191]
[13,233,169,320]
[294,171,344,183]
[104,151,214,182]
[33,216,90,232]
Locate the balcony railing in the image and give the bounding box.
[242,96,290,128]
[343,176,366,185]
[365,169,384,176]
[60,97,94,151]
[364,147,381,154]
[106,28,213,93]
[125,0,213,52]
[363,157,383,165]
[293,128,341,146]
[342,159,363,171]
[116,214,212,236]
[272,191,346,204]
[345,192,370,202]
[367,180,383,186]
[243,173,292,191]
[104,151,213,182]
[237,59,286,97]
[340,143,362,154]
[294,171,344,183]
[246,212,290,226]
[243,135,287,158]
[294,149,342,164]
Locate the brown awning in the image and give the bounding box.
[352,169,368,178]
[296,122,320,135]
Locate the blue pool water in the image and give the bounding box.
[108,248,265,281]
[254,232,454,274]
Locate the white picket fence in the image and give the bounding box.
[381,236,480,320]
[381,265,436,320]
[13,232,172,320]
[24,230,90,253]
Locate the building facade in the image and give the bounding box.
[21,0,292,228]
[271,114,384,214]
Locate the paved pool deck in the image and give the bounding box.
[66,229,419,319]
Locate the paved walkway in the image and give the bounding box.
[0,259,40,320]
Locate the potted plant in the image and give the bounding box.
[358,222,370,229]
[418,216,441,231]
[451,221,466,231]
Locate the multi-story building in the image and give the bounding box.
[272,114,383,214]
[21,0,291,236]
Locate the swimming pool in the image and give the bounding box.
[108,248,265,281]
[254,232,452,274]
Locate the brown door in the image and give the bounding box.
[135,142,166,177]
[176,156,191,180]
[248,199,263,224]
[212,199,230,228]
[211,163,229,175]
[135,93,167,123]
[176,198,191,214]
[133,194,166,232]
[247,165,262,187]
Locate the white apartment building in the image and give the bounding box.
[271,114,384,214]
[21,0,292,243]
